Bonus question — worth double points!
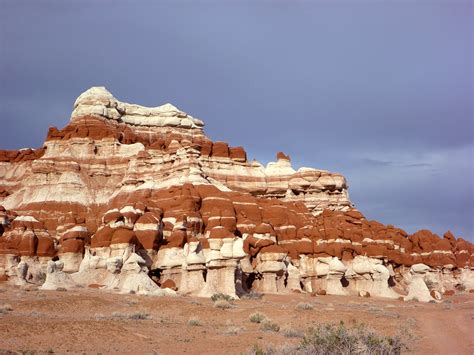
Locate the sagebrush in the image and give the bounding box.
[249,321,414,355]
[211,293,234,302]
[249,312,266,323]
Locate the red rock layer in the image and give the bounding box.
[2,184,471,269]
[46,115,247,162]
[0,148,45,163]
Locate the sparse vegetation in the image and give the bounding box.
[211,293,234,302]
[250,312,267,323]
[129,311,151,320]
[251,344,266,355]
[295,302,314,311]
[241,291,264,300]
[214,300,233,309]
[261,319,280,332]
[224,325,245,335]
[282,326,304,338]
[187,317,201,326]
[249,321,414,355]
[111,311,151,320]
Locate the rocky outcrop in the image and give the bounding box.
[0,87,472,300]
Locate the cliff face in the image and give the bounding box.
[0,87,472,299]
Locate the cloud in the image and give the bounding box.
[359,159,395,167]
[0,0,472,240]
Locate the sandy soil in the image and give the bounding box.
[0,285,473,354]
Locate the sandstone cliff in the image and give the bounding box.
[0,87,472,300]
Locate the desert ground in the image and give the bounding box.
[0,285,473,355]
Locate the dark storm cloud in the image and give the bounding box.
[0,0,472,240]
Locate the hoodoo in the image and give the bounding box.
[0,87,472,300]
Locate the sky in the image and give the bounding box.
[0,0,473,241]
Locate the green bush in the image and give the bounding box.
[211,293,234,302]
[249,312,266,323]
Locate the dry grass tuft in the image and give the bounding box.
[224,325,245,335]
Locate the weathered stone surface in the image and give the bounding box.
[0,87,472,300]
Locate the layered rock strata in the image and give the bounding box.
[0,87,472,300]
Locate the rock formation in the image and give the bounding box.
[0,87,472,300]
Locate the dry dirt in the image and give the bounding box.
[0,285,473,354]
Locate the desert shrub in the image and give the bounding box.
[295,302,314,311]
[248,321,413,355]
[211,293,234,302]
[111,311,151,320]
[214,300,233,309]
[187,317,201,326]
[224,325,245,335]
[129,312,151,320]
[301,322,386,354]
[250,344,266,355]
[455,284,466,292]
[282,326,304,338]
[261,319,280,332]
[250,312,267,323]
[241,291,264,300]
